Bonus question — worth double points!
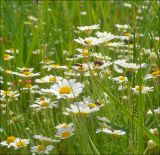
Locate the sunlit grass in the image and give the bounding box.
[0,0,159,155]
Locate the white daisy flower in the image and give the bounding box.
[55,123,74,140]
[35,75,62,84]
[43,64,67,71]
[72,63,89,72]
[149,128,159,135]
[0,136,16,148]
[31,145,54,154]
[145,70,160,80]
[0,90,20,98]
[15,67,40,78]
[112,76,128,83]
[77,24,100,32]
[5,48,19,54]
[33,135,60,144]
[64,97,103,116]
[3,54,14,61]
[132,86,154,94]
[76,48,92,58]
[74,37,105,46]
[11,138,30,149]
[90,61,113,70]
[50,79,84,99]
[102,128,126,136]
[115,24,130,30]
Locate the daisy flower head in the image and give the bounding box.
[102,128,126,136]
[50,79,84,99]
[31,144,54,154]
[115,24,130,31]
[77,24,100,33]
[11,138,30,149]
[132,86,154,94]
[55,123,74,140]
[112,76,128,83]
[74,37,103,46]
[145,69,160,80]
[33,135,60,145]
[64,97,102,117]
[3,53,14,61]
[90,60,113,70]
[72,63,89,72]
[15,67,40,78]
[43,64,67,71]
[35,75,62,84]
[76,48,92,58]
[30,99,57,111]
[0,136,16,148]
[6,48,19,54]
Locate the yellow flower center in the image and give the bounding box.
[50,64,60,68]
[62,123,67,128]
[151,70,160,77]
[78,66,85,71]
[85,39,93,45]
[49,77,56,82]
[61,131,71,138]
[40,102,49,107]
[7,136,16,144]
[16,141,26,147]
[88,103,96,108]
[119,76,126,81]
[135,86,144,92]
[59,86,72,94]
[4,54,10,59]
[12,116,17,121]
[24,84,32,88]
[82,49,90,57]
[124,32,131,36]
[23,71,32,76]
[37,144,45,152]
[2,91,11,95]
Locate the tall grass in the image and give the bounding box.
[0,0,159,155]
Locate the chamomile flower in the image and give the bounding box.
[31,144,54,154]
[74,37,105,46]
[0,90,19,98]
[149,128,159,135]
[11,138,30,149]
[103,128,126,136]
[5,48,19,54]
[33,135,60,144]
[55,123,75,140]
[132,86,154,94]
[64,97,103,116]
[77,24,100,32]
[0,136,16,148]
[115,24,130,30]
[76,48,92,58]
[40,58,55,65]
[35,75,62,84]
[145,69,160,80]
[72,63,89,72]
[112,76,128,83]
[90,60,113,70]
[15,67,40,78]
[30,97,57,111]
[50,79,84,99]
[43,64,67,71]
[3,54,14,61]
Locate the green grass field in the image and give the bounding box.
[0,0,160,154]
